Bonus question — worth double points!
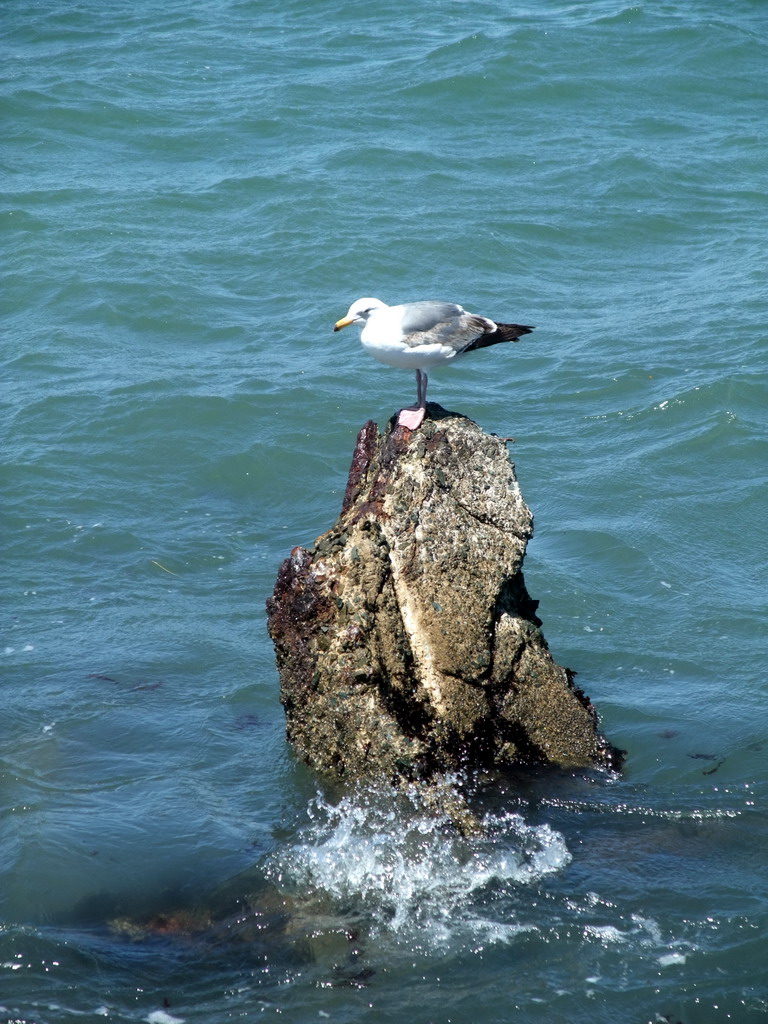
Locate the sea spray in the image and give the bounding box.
[265,783,571,951]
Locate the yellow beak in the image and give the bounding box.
[333,316,355,332]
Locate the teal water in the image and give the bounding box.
[3,1,767,1021]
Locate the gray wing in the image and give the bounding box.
[398,301,493,352]
[398,301,467,333]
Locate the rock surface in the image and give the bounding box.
[267,405,620,789]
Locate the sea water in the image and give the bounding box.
[3,1,767,1021]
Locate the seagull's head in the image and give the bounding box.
[333,297,387,332]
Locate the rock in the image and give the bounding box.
[266,404,621,795]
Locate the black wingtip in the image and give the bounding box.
[497,323,535,343]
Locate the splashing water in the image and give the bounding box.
[265,785,571,950]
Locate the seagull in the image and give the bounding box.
[334,297,534,429]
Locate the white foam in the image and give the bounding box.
[584,924,626,944]
[146,1012,185,1024]
[266,785,571,949]
[658,951,687,966]
[584,913,665,949]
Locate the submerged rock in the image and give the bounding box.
[267,404,620,794]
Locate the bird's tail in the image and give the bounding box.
[495,322,534,342]
[464,323,534,352]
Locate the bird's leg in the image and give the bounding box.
[418,369,429,407]
[397,369,428,429]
